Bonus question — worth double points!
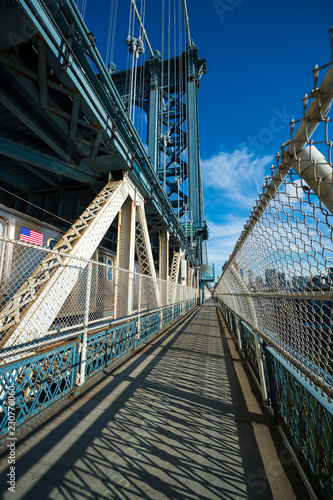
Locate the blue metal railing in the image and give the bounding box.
[84,321,137,380]
[218,300,333,499]
[0,299,196,441]
[0,342,79,437]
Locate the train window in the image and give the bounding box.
[98,256,105,280]
[107,258,113,281]
[0,219,7,282]
[0,218,5,259]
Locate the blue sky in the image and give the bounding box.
[81,0,333,275]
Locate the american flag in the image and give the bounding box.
[20,227,43,246]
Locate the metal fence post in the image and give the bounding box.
[160,308,163,330]
[235,317,243,353]
[254,331,268,403]
[78,261,92,385]
[136,274,142,346]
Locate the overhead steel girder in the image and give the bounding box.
[0,137,97,183]
[0,67,77,165]
[0,163,31,192]
[20,162,61,190]
[14,0,115,144]
[0,0,194,262]
[0,45,112,171]
[0,0,116,172]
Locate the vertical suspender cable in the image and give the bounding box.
[161,0,165,185]
[82,0,87,20]
[182,0,192,47]
[179,0,184,213]
[167,0,171,134]
[132,55,138,124]
[174,0,178,215]
[110,0,119,63]
[129,0,154,56]
[106,0,115,64]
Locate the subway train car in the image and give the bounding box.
[0,204,141,330]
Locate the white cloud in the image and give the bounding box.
[202,148,333,281]
[206,215,246,276]
[202,147,273,276]
[202,148,272,208]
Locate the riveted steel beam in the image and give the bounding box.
[0,137,97,183]
[0,178,129,348]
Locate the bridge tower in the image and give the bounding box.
[110,45,208,268]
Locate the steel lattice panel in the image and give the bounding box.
[84,321,136,380]
[0,341,78,436]
[268,351,333,498]
[139,313,160,344]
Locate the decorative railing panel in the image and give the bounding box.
[0,342,78,436]
[84,321,136,380]
[138,313,160,344]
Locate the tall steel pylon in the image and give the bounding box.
[110,44,208,266]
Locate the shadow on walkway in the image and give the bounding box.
[0,304,309,499]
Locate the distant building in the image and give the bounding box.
[291,275,311,291]
[278,272,286,289]
[265,268,278,288]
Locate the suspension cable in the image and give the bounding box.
[110,0,119,64]
[129,0,154,56]
[182,0,192,47]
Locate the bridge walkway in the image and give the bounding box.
[0,302,309,499]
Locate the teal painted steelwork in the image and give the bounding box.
[0,0,194,259]
[162,307,174,328]
[219,301,333,499]
[84,321,136,380]
[0,299,196,441]
[174,304,181,320]
[266,350,333,499]
[222,302,259,378]
[239,322,259,375]
[138,313,160,344]
[0,341,78,437]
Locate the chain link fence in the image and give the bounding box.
[0,236,198,353]
[215,59,333,398]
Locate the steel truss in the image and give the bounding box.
[0,174,161,349]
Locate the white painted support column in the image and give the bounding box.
[159,230,169,305]
[180,258,187,286]
[135,203,161,308]
[79,261,92,385]
[137,274,142,343]
[159,230,169,281]
[115,197,136,318]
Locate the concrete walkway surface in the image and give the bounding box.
[0,302,310,499]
